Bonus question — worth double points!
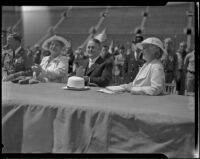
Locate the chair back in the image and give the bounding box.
[165,83,176,94]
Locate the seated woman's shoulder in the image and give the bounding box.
[58,55,69,61]
[152,60,164,69]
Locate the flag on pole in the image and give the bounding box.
[108,40,114,54]
[61,11,67,17]
[78,7,109,49]
[94,28,107,43]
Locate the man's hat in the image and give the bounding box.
[134,34,144,44]
[7,32,22,42]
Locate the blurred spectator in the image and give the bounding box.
[176,41,187,95]
[2,30,8,48]
[125,41,132,56]
[178,41,187,58]
[161,38,178,84]
[184,50,195,95]
[32,44,42,64]
[73,47,88,73]
[113,45,119,56]
[2,32,33,81]
[100,45,114,63]
[123,42,145,83]
[133,33,144,44]
[26,46,35,67]
[113,45,126,84]
[62,46,74,74]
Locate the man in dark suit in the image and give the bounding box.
[122,34,145,84]
[72,47,88,74]
[76,38,113,87]
[2,33,34,81]
[123,41,145,84]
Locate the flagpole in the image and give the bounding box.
[185,3,194,52]
[7,26,13,34]
[134,6,149,35]
[32,6,72,49]
[12,17,22,32]
[78,6,110,49]
[174,33,177,52]
[33,26,54,49]
[140,6,149,32]
[53,6,72,32]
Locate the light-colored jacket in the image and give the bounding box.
[127,59,165,95]
[38,55,68,83]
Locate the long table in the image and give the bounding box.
[2,82,195,157]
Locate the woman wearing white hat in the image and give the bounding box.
[31,35,69,83]
[106,37,165,95]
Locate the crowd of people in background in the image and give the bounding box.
[1,29,195,95]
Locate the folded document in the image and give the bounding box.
[97,86,125,94]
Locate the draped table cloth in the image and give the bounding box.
[2,82,195,158]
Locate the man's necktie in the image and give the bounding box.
[88,59,94,68]
[13,50,15,59]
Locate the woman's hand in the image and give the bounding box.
[120,83,132,92]
[31,64,42,75]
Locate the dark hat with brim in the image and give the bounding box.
[134,34,144,43]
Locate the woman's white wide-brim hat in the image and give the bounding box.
[42,35,70,50]
[141,37,166,54]
[135,42,143,50]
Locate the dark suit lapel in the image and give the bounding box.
[85,56,103,75]
[86,62,99,75]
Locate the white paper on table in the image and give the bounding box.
[97,86,125,94]
[97,88,116,94]
[105,85,125,93]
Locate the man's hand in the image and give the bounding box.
[83,76,89,84]
[2,74,15,81]
[31,64,42,75]
[76,66,85,77]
